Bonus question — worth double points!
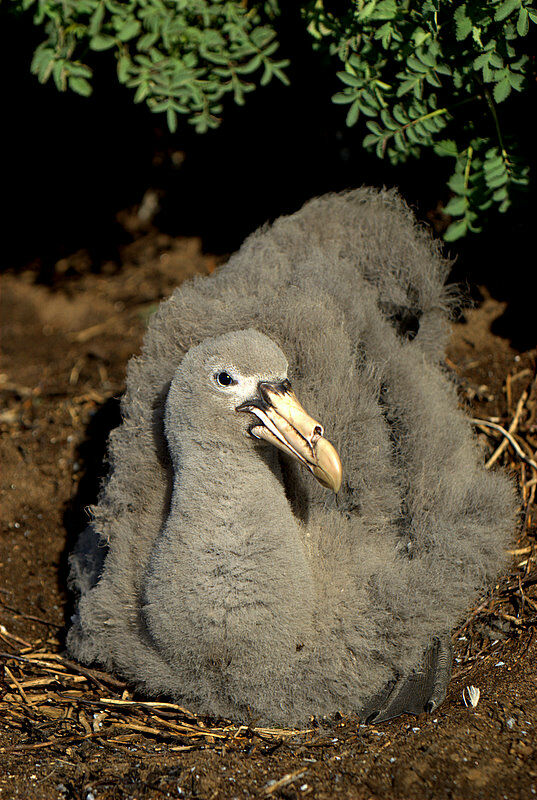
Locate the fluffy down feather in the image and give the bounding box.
[67,188,516,724]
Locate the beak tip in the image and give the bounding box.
[312,437,343,494]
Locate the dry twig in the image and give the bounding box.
[472,389,537,470]
[0,643,312,757]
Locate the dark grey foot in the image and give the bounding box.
[361,634,453,724]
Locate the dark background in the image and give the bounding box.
[2,6,535,348]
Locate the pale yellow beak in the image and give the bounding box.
[237,380,342,493]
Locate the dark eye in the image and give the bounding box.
[215,371,236,387]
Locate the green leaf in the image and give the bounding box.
[474,52,492,70]
[493,76,511,102]
[443,196,467,216]
[492,186,508,201]
[444,218,468,241]
[407,56,429,74]
[31,47,54,75]
[380,108,398,130]
[494,0,521,21]
[366,120,383,135]
[362,89,380,108]
[272,65,290,87]
[511,55,529,70]
[118,19,141,42]
[371,0,397,20]
[359,101,381,117]
[472,25,484,47]
[52,61,66,92]
[346,99,360,127]
[134,83,149,103]
[375,22,393,48]
[117,56,130,82]
[392,104,409,125]
[138,32,159,50]
[448,173,465,194]
[167,107,178,133]
[375,137,387,158]
[484,159,505,175]
[357,1,377,21]
[436,63,452,76]
[348,52,363,70]
[413,121,428,138]
[486,172,509,189]
[363,133,380,148]
[413,27,429,47]
[517,7,529,34]
[260,63,272,86]
[425,72,442,88]
[394,131,405,150]
[90,34,116,51]
[67,62,92,79]
[69,76,92,96]
[508,72,524,91]
[482,64,494,82]
[397,77,421,97]
[333,92,353,105]
[337,71,362,88]
[416,48,436,68]
[422,116,439,133]
[452,68,464,88]
[454,5,472,40]
[89,3,105,37]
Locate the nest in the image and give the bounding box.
[1,370,536,757]
[0,646,313,756]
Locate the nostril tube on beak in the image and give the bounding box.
[258,380,289,404]
[311,424,323,445]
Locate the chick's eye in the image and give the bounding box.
[215,371,236,387]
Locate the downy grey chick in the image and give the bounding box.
[68,188,515,725]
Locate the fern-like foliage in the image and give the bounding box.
[9,0,536,239]
[17,0,288,133]
[306,0,535,239]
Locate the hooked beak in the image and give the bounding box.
[236,380,342,493]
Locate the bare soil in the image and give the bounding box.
[1,227,536,800]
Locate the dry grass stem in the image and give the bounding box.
[262,768,308,795]
[0,644,313,756]
[472,388,536,470]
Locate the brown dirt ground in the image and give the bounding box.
[1,227,536,800]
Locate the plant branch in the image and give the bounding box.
[485,87,507,155]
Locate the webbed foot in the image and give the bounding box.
[361,634,453,724]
